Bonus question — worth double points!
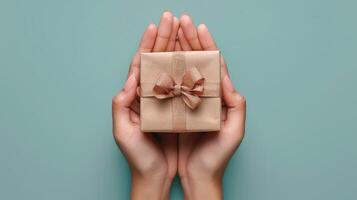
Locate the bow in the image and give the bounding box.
[153,67,205,109]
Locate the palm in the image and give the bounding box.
[178,119,245,179]
[130,109,177,178]
[125,112,169,173]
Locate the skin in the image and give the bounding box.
[112,11,246,200]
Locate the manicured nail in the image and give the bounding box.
[124,74,137,91]
[223,75,235,92]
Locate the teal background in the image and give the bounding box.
[1,0,356,199]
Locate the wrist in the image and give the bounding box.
[131,171,173,200]
[180,175,223,200]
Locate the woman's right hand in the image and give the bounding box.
[176,14,247,200]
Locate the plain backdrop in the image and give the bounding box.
[0,0,356,199]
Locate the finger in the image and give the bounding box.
[112,74,138,125]
[166,16,180,51]
[179,14,202,50]
[153,11,173,52]
[197,23,229,79]
[178,28,192,51]
[221,106,227,121]
[129,23,158,80]
[174,39,182,51]
[130,110,140,124]
[221,75,246,139]
[220,55,229,79]
[197,24,217,50]
[129,98,140,115]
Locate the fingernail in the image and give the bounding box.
[162,11,172,17]
[147,23,156,29]
[180,13,190,20]
[124,74,137,91]
[199,23,207,29]
[223,75,235,92]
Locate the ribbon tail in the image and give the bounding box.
[181,92,202,110]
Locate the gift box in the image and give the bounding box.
[140,51,221,132]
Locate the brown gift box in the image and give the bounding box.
[140,51,221,132]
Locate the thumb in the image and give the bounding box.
[112,74,138,124]
[222,75,246,134]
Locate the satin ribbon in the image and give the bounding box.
[153,67,205,109]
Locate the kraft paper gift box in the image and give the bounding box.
[140,51,221,132]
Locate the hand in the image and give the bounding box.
[176,15,247,200]
[112,12,179,200]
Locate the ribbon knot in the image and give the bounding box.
[153,67,205,109]
[173,84,182,96]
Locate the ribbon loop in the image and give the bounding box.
[153,67,205,109]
